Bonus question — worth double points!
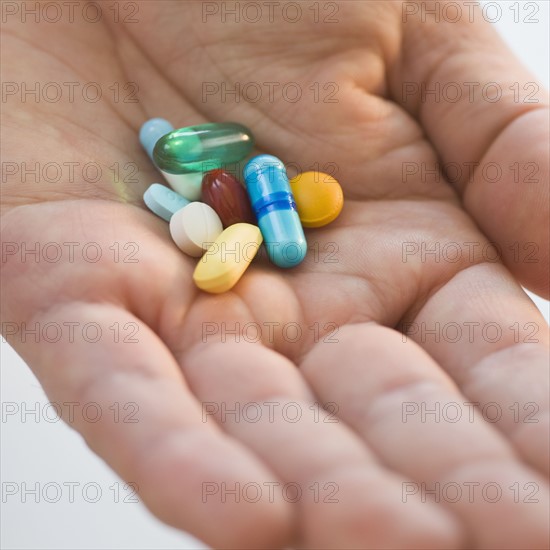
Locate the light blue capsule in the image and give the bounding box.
[139,118,203,201]
[143,183,189,222]
[140,118,174,159]
[244,155,307,268]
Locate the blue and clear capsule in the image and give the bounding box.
[244,155,307,268]
[139,118,203,201]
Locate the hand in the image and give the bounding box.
[2,1,548,548]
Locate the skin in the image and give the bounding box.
[1,1,549,548]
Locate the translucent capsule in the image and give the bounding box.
[139,118,203,201]
[201,170,256,228]
[153,122,254,175]
[244,155,307,268]
[143,183,189,222]
[194,223,263,293]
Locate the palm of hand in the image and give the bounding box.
[2,2,549,548]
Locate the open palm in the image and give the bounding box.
[2,1,549,548]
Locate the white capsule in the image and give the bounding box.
[169,202,223,257]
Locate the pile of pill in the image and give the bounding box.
[140,118,344,293]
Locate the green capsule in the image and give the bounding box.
[153,122,254,175]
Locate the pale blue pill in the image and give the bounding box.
[140,118,174,160]
[143,183,190,222]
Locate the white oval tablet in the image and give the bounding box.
[169,202,223,257]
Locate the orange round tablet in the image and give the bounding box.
[289,172,344,228]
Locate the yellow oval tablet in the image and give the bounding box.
[193,223,263,294]
[289,172,343,228]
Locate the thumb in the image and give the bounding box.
[392,0,549,296]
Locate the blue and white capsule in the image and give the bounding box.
[139,118,203,201]
[244,155,307,268]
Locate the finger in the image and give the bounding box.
[177,330,463,549]
[2,302,294,549]
[404,262,550,476]
[300,323,550,549]
[392,0,549,295]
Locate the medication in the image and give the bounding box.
[153,122,254,175]
[139,118,203,201]
[139,118,174,159]
[244,155,307,268]
[201,169,255,228]
[143,183,189,222]
[193,224,262,293]
[289,172,344,228]
[169,202,223,257]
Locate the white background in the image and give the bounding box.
[1,2,549,549]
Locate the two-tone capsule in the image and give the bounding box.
[153,122,254,187]
[139,118,203,201]
[244,155,307,268]
[141,120,254,201]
